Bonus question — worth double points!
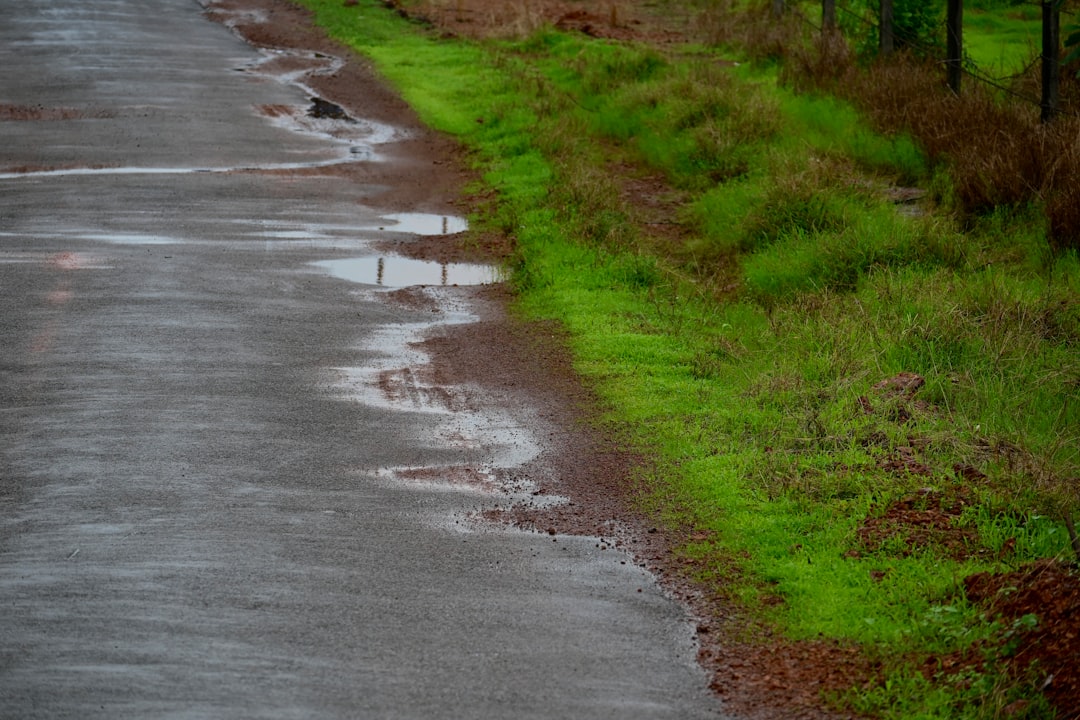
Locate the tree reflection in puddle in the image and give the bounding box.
[313,254,500,287]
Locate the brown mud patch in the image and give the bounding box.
[707,639,879,720]
[250,51,338,77]
[255,103,295,118]
[855,489,982,561]
[383,286,444,313]
[377,365,462,411]
[375,227,514,266]
[958,560,1080,718]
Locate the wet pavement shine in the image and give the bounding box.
[0,2,725,718]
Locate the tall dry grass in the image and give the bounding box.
[845,57,1080,251]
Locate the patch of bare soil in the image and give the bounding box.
[855,489,982,561]
[705,638,879,720]
[961,560,1080,719]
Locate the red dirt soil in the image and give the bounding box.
[856,489,982,561]
[964,560,1080,720]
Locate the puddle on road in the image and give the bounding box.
[244,48,403,160]
[323,295,543,496]
[380,213,467,236]
[234,219,374,248]
[314,255,500,288]
[243,213,468,245]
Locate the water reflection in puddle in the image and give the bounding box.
[381,213,467,236]
[314,255,499,287]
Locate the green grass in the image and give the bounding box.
[295,1,1079,716]
[964,5,1042,77]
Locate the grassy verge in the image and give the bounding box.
[295,1,1079,716]
[964,3,1041,76]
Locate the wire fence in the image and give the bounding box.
[784,0,1080,119]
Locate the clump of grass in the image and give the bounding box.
[739,179,851,253]
[1043,127,1080,252]
[700,0,806,63]
[569,42,668,95]
[552,148,639,249]
[963,4,1041,75]
[588,61,782,188]
[744,213,940,300]
[843,661,1057,720]
[777,90,927,182]
[784,23,854,90]
[681,88,929,271]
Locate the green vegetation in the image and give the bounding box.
[295,1,1078,716]
[964,3,1041,75]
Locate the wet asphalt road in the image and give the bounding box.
[0,2,725,718]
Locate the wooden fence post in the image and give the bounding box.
[823,0,836,31]
[1042,0,1061,122]
[880,0,895,55]
[947,0,963,94]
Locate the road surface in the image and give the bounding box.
[0,1,726,717]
